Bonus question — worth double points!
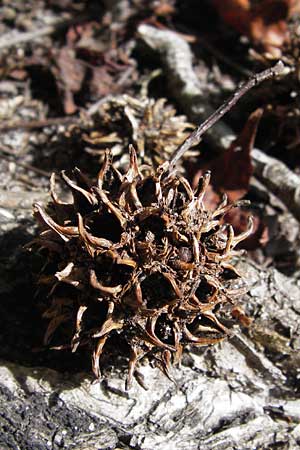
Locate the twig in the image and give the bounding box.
[0,146,51,177]
[0,25,56,51]
[0,15,90,51]
[168,61,284,171]
[138,25,299,222]
[0,116,82,132]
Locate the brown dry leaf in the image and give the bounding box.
[212,0,250,36]
[210,108,263,202]
[193,109,265,249]
[57,47,86,114]
[90,66,123,98]
[62,21,135,101]
[212,0,298,57]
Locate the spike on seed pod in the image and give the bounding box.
[30,62,283,389]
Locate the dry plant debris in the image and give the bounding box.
[29,61,284,389]
[83,94,198,168]
[31,147,253,389]
[194,108,266,250]
[1,2,300,448]
[212,0,300,58]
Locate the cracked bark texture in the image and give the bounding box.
[0,199,300,449]
[1,22,300,450]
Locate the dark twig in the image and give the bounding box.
[0,15,91,51]
[167,61,285,172]
[0,147,51,177]
[0,116,82,132]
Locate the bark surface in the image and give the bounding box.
[0,200,299,449]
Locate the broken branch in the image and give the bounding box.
[168,61,284,171]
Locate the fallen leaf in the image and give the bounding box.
[212,0,297,57]
[209,108,263,202]
[193,109,266,249]
[57,47,86,114]
[90,66,115,98]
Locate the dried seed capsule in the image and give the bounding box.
[83,95,198,168]
[30,146,252,389]
[29,60,287,388]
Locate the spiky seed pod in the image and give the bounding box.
[31,146,253,389]
[83,95,198,169]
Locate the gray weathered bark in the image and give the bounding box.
[1,197,300,449]
[1,23,300,450]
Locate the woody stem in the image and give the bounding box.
[167,60,285,173]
